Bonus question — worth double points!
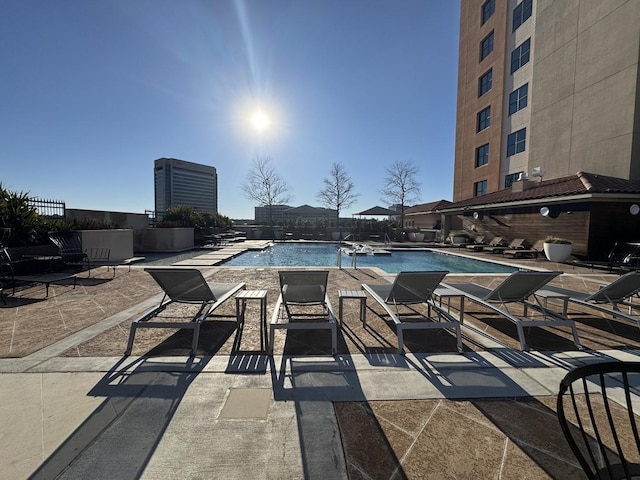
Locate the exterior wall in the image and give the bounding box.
[454,0,510,201]
[154,158,218,214]
[529,0,640,179]
[458,205,590,257]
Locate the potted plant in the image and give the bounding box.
[543,236,573,262]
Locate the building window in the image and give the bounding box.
[505,171,524,188]
[507,128,527,156]
[508,83,528,115]
[476,144,489,167]
[480,31,494,61]
[510,38,531,73]
[513,0,533,32]
[478,69,493,97]
[477,107,491,132]
[474,180,488,197]
[482,0,495,24]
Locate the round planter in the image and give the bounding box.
[543,242,573,262]
[408,232,417,241]
[414,233,425,242]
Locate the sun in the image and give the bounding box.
[251,111,270,131]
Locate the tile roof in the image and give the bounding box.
[405,200,452,214]
[441,172,640,211]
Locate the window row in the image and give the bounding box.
[472,127,526,169]
[513,0,532,32]
[511,38,530,73]
[482,0,495,25]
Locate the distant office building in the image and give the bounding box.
[154,158,218,215]
[454,0,640,201]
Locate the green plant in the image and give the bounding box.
[0,183,45,247]
[544,236,572,244]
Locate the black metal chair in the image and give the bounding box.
[48,231,90,274]
[557,362,640,479]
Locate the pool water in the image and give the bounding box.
[223,243,516,274]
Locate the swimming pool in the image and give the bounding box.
[222,243,516,274]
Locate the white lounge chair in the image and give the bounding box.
[361,271,462,354]
[269,270,337,355]
[125,268,245,356]
[539,271,640,325]
[439,271,581,351]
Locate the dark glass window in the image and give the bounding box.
[480,31,494,61]
[482,0,495,24]
[507,128,527,156]
[508,83,529,115]
[477,107,491,132]
[479,69,493,97]
[513,0,533,32]
[474,180,488,197]
[505,171,524,188]
[510,38,531,73]
[476,144,489,167]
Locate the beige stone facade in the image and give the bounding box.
[454,0,640,201]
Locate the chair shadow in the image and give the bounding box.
[28,355,212,480]
[143,321,236,356]
[269,354,408,479]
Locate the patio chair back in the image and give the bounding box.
[279,270,328,305]
[585,271,640,304]
[385,271,448,304]
[507,238,525,249]
[146,268,216,303]
[48,231,86,263]
[557,361,640,479]
[488,237,503,246]
[484,271,561,302]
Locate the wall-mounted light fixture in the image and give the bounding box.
[472,212,483,220]
[540,206,559,218]
[630,204,640,216]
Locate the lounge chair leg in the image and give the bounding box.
[191,325,201,356]
[516,323,528,351]
[125,326,137,355]
[331,325,337,354]
[397,327,405,355]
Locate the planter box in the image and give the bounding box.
[134,228,194,253]
[543,242,573,262]
[80,229,134,261]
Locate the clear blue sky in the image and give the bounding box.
[0,0,460,220]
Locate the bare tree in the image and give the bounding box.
[380,160,421,235]
[316,162,359,226]
[241,155,292,226]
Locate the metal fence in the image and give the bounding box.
[29,198,66,218]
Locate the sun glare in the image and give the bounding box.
[251,111,270,131]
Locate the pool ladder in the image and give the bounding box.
[336,246,358,270]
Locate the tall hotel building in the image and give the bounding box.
[154,158,218,214]
[453,0,640,201]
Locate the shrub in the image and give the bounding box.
[0,184,44,247]
[544,236,572,244]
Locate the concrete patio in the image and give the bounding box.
[1,249,639,479]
